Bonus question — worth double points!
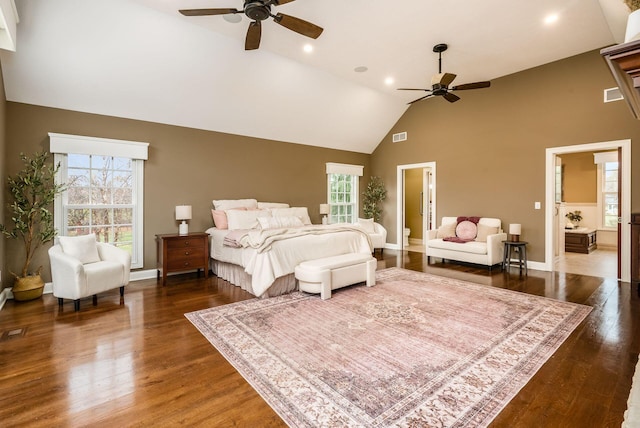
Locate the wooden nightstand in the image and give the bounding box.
[156,232,209,285]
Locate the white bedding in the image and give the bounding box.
[206,225,372,297]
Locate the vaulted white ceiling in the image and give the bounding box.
[0,0,630,153]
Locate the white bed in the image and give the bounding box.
[206,224,373,297]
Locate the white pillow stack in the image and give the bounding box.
[212,198,258,210]
[271,207,312,225]
[226,209,272,230]
[258,216,304,229]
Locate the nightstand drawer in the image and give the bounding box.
[167,257,203,271]
[166,237,203,250]
[167,246,205,260]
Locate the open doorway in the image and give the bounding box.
[396,162,436,252]
[545,140,630,282]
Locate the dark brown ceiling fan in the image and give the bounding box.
[398,44,491,104]
[179,0,323,51]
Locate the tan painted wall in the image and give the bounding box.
[371,49,640,263]
[404,168,423,239]
[5,102,370,283]
[560,152,597,203]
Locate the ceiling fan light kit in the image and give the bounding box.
[179,0,323,51]
[398,43,491,104]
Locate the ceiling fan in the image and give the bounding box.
[179,0,323,51]
[398,44,491,104]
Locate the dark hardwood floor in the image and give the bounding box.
[0,250,638,427]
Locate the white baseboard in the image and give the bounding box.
[0,269,159,312]
[527,261,547,271]
[0,288,9,311]
[596,244,617,251]
[131,269,157,281]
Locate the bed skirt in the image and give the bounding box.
[211,259,298,297]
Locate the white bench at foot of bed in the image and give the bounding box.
[295,253,376,300]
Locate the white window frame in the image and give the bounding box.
[326,163,363,224]
[594,151,618,231]
[49,133,149,269]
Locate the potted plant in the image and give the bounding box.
[565,210,583,228]
[362,176,386,222]
[0,152,65,301]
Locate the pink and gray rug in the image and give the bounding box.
[186,267,591,427]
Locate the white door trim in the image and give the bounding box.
[544,139,630,281]
[396,162,436,249]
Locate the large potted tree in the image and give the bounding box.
[0,151,65,301]
[362,176,386,222]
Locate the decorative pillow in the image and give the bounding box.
[258,216,304,229]
[436,223,456,239]
[226,209,271,230]
[270,207,312,225]
[212,198,258,211]
[59,234,101,264]
[356,218,376,233]
[211,209,228,229]
[456,220,478,240]
[257,202,290,209]
[211,208,247,229]
[475,223,499,242]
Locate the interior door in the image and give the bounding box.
[618,147,622,278]
[422,168,430,245]
[554,156,564,258]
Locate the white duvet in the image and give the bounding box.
[206,225,372,297]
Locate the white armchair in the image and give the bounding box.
[48,234,131,311]
[355,218,387,254]
[369,222,387,254]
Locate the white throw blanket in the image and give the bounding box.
[229,225,371,253]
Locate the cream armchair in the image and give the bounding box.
[369,222,387,254]
[48,234,131,311]
[355,218,387,254]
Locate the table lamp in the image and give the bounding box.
[176,205,192,235]
[319,204,330,225]
[509,224,521,242]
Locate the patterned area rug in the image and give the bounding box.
[186,267,591,427]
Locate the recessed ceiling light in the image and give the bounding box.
[544,14,558,25]
[354,66,368,73]
[303,44,313,53]
[385,77,395,86]
[223,14,242,24]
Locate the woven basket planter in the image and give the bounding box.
[12,274,45,301]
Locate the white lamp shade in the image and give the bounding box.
[509,224,522,235]
[319,204,330,215]
[176,205,192,221]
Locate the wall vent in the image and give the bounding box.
[392,132,407,143]
[604,87,623,103]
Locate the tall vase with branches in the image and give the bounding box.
[625,0,640,11]
[0,152,65,300]
[362,176,386,222]
[625,0,640,43]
